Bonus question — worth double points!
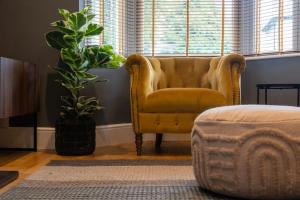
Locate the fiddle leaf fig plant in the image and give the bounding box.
[45,7,126,119]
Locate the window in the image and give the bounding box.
[240,0,298,55]
[136,0,239,56]
[84,0,102,46]
[85,0,135,56]
[86,0,300,57]
[150,0,187,55]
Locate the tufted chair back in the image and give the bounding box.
[148,57,216,90]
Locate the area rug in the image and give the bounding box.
[0,160,237,200]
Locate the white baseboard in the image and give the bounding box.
[0,123,190,150]
[37,123,190,150]
[37,123,135,150]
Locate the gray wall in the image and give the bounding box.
[242,56,300,106]
[0,0,299,127]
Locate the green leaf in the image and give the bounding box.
[58,9,70,20]
[98,45,126,68]
[76,102,84,109]
[56,79,84,96]
[61,48,82,68]
[69,13,86,30]
[80,59,89,69]
[61,96,73,106]
[106,54,126,68]
[53,71,78,92]
[51,20,75,35]
[78,96,87,103]
[75,71,97,80]
[74,70,86,79]
[96,52,111,66]
[45,31,67,50]
[76,31,85,43]
[83,46,110,69]
[85,24,103,37]
[53,67,74,82]
[78,111,92,117]
[87,14,95,21]
[55,79,71,89]
[63,35,77,47]
[99,45,114,55]
[52,66,75,77]
[61,105,75,111]
[83,97,99,105]
[80,6,91,15]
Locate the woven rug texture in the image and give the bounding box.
[0,160,239,200]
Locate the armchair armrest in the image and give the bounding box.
[125,54,155,101]
[125,54,156,132]
[214,53,246,105]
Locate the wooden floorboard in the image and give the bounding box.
[0,141,191,194]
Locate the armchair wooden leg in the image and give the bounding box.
[155,133,163,151]
[135,134,143,156]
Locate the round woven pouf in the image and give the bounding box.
[192,105,300,200]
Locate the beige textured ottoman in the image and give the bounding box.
[192,105,300,200]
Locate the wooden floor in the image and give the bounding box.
[0,141,191,194]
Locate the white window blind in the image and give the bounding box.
[86,0,300,57]
[282,0,294,52]
[136,0,239,56]
[84,0,136,56]
[154,0,187,56]
[84,0,102,46]
[136,0,153,55]
[188,0,222,55]
[103,0,121,53]
[240,0,298,55]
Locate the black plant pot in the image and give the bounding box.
[55,117,96,156]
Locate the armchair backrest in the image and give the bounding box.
[148,57,220,90]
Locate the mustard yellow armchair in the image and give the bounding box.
[125,54,245,155]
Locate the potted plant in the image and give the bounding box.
[45,7,125,155]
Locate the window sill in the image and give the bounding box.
[246,53,300,61]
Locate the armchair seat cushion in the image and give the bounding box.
[143,88,226,113]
